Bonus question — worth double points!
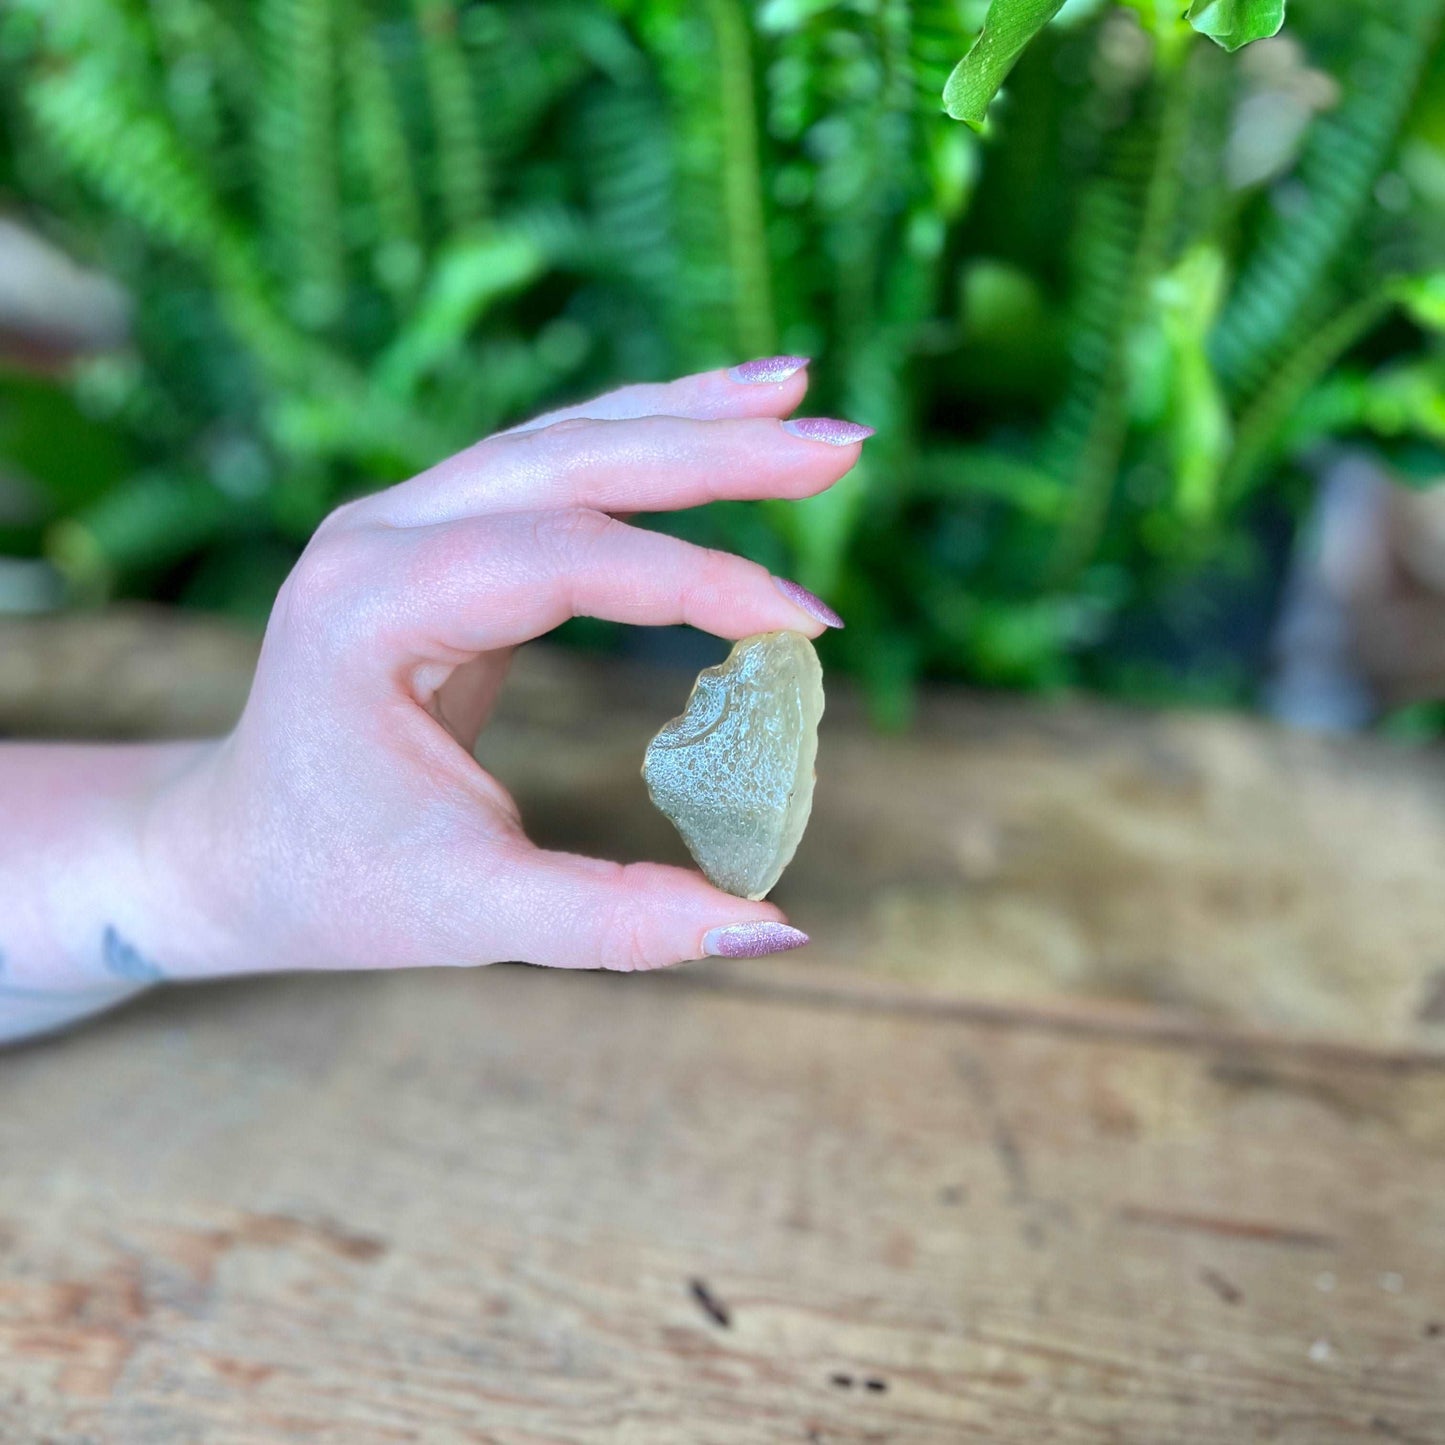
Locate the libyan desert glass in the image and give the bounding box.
[642,630,824,900]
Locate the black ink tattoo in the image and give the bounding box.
[102,926,166,983]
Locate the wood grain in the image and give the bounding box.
[0,606,257,739]
[3,966,1444,1443]
[3,610,1445,1439]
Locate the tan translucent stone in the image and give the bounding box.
[642,631,824,900]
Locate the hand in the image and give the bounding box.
[150,359,869,977]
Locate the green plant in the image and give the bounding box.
[1,0,1442,723]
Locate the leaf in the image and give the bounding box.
[1393,274,1445,333]
[1184,0,1285,52]
[372,226,550,397]
[908,446,1070,521]
[1152,246,1231,522]
[47,470,248,594]
[411,0,489,230]
[942,0,1066,129]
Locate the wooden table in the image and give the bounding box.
[2,613,1444,1441]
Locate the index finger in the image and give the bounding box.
[370,413,874,527]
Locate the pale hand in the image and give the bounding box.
[0,360,868,1040]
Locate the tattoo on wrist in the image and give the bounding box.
[102,926,167,983]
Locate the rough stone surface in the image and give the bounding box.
[641,630,823,900]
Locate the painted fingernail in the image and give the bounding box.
[729,354,810,384]
[773,576,844,629]
[702,922,810,958]
[782,417,875,446]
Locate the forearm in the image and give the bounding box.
[0,740,225,1044]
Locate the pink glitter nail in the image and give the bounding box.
[773,576,845,629]
[701,922,811,958]
[728,355,810,384]
[782,417,875,446]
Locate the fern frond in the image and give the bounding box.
[908,445,1070,520]
[254,0,346,329]
[411,0,488,233]
[704,0,776,358]
[19,8,332,396]
[573,78,676,301]
[1042,39,1196,582]
[341,8,425,298]
[1220,288,1390,502]
[25,55,230,260]
[374,210,579,397]
[1211,0,1445,396]
[629,0,768,364]
[425,327,594,444]
[145,0,256,163]
[466,3,626,170]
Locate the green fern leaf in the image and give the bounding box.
[1042,44,1197,581]
[412,0,488,233]
[254,0,346,330]
[341,8,425,297]
[1211,0,1445,396]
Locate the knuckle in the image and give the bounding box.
[495,416,598,462]
[530,507,615,569]
[538,416,601,437]
[272,527,384,658]
[405,520,484,591]
[279,532,353,623]
[597,865,672,973]
[315,497,368,537]
[676,544,745,618]
[695,544,744,595]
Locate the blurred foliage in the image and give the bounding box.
[0,0,1443,725]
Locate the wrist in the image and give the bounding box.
[0,738,235,1042]
[131,736,249,981]
[0,739,235,990]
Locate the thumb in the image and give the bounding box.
[482,847,809,972]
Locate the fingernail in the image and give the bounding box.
[729,354,810,384]
[773,576,844,629]
[702,922,810,958]
[782,417,875,446]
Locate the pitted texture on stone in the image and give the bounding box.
[642,631,823,900]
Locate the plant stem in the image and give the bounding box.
[704,0,775,359]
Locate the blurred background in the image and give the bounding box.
[0,0,1443,732]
